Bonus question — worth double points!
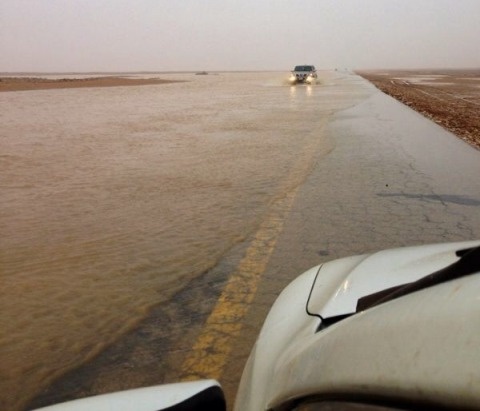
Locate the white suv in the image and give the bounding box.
[289,65,317,84]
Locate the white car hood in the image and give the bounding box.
[307,240,480,319]
[235,240,480,411]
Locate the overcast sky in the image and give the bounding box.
[1,0,479,72]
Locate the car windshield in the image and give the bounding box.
[294,66,313,71]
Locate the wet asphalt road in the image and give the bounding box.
[219,77,480,407]
[28,72,480,410]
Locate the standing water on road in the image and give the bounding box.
[0,71,370,409]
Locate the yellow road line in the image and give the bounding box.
[180,189,298,381]
[180,119,329,381]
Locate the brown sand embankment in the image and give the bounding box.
[357,70,480,150]
[0,76,181,92]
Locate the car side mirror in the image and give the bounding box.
[33,380,226,411]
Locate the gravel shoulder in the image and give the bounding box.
[356,69,480,150]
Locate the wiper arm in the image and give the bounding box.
[357,245,480,312]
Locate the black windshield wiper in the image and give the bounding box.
[356,245,480,312]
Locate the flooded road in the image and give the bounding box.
[1,71,371,410]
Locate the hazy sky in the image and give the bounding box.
[1,0,479,72]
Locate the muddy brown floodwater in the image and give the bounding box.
[1,71,370,410]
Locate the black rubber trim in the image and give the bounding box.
[456,246,477,257]
[316,314,353,332]
[159,386,226,411]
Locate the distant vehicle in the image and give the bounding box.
[289,65,317,84]
[34,240,480,411]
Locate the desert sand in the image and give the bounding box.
[0,76,180,92]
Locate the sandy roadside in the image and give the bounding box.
[0,76,182,92]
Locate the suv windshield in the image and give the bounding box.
[294,66,314,71]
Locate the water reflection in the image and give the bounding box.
[290,84,297,98]
[289,84,314,100]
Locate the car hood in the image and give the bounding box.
[235,240,480,411]
[307,240,480,320]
